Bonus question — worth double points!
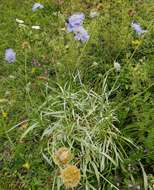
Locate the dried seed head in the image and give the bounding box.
[96,3,104,11]
[60,165,81,188]
[53,147,73,166]
[128,9,136,17]
[21,41,30,49]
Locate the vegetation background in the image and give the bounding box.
[0,0,154,189]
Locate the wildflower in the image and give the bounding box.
[60,165,81,188]
[32,25,40,30]
[5,48,16,63]
[128,9,136,17]
[66,13,89,43]
[61,27,65,31]
[114,61,121,72]
[32,3,44,12]
[67,13,85,32]
[53,147,73,166]
[2,112,8,118]
[132,39,141,46]
[98,73,102,78]
[18,24,26,28]
[21,41,30,49]
[96,3,104,10]
[144,147,148,154]
[16,18,24,24]
[20,122,28,129]
[23,162,30,170]
[92,62,98,66]
[131,21,148,35]
[31,67,36,74]
[74,26,89,42]
[32,59,41,67]
[90,11,99,18]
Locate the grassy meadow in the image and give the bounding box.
[0,0,154,189]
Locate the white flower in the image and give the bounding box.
[114,61,121,72]
[19,24,26,28]
[16,18,24,24]
[32,25,40,30]
[90,11,99,18]
[32,3,44,12]
[92,62,98,66]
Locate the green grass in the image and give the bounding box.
[0,0,154,189]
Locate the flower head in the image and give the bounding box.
[5,48,16,63]
[32,3,44,12]
[132,39,141,46]
[114,61,121,72]
[60,165,81,188]
[74,26,89,42]
[53,147,73,166]
[18,24,26,28]
[16,18,24,24]
[22,162,30,170]
[2,112,8,118]
[131,21,148,35]
[32,25,40,30]
[90,11,99,18]
[67,13,85,32]
[21,41,30,49]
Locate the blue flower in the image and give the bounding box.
[32,3,44,12]
[67,13,85,32]
[131,21,147,35]
[66,13,89,43]
[74,26,89,42]
[5,48,16,63]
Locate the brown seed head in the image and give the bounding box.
[53,147,73,166]
[21,41,30,49]
[61,165,81,188]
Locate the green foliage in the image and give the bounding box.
[36,78,136,189]
[0,0,154,189]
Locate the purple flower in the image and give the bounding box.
[32,3,44,12]
[74,26,89,42]
[66,13,89,43]
[144,148,148,154]
[131,21,148,35]
[67,13,85,32]
[5,48,16,63]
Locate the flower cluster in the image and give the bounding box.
[67,13,89,42]
[114,61,121,72]
[131,21,148,35]
[67,13,85,32]
[52,147,81,188]
[74,26,89,42]
[32,3,44,12]
[5,48,16,63]
[16,17,40,30]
